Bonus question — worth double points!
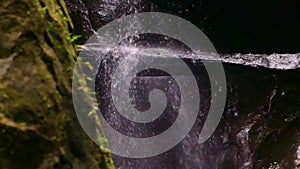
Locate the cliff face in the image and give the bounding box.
[0,0,113,168]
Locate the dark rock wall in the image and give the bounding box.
[64,0,300,168]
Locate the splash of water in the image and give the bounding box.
[81,45,300,70]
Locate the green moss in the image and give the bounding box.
[0,0,114,168]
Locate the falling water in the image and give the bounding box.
[85,45,300,169]
[67,1,300,168]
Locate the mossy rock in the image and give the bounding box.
[0,0,114,168]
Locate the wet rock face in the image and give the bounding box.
[65,0,157,44]
[94,46,300,169]
[223,66,300,169]
[65,0,300,53]
[65,0,300,168]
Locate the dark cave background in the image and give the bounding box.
[153,0,300,54]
